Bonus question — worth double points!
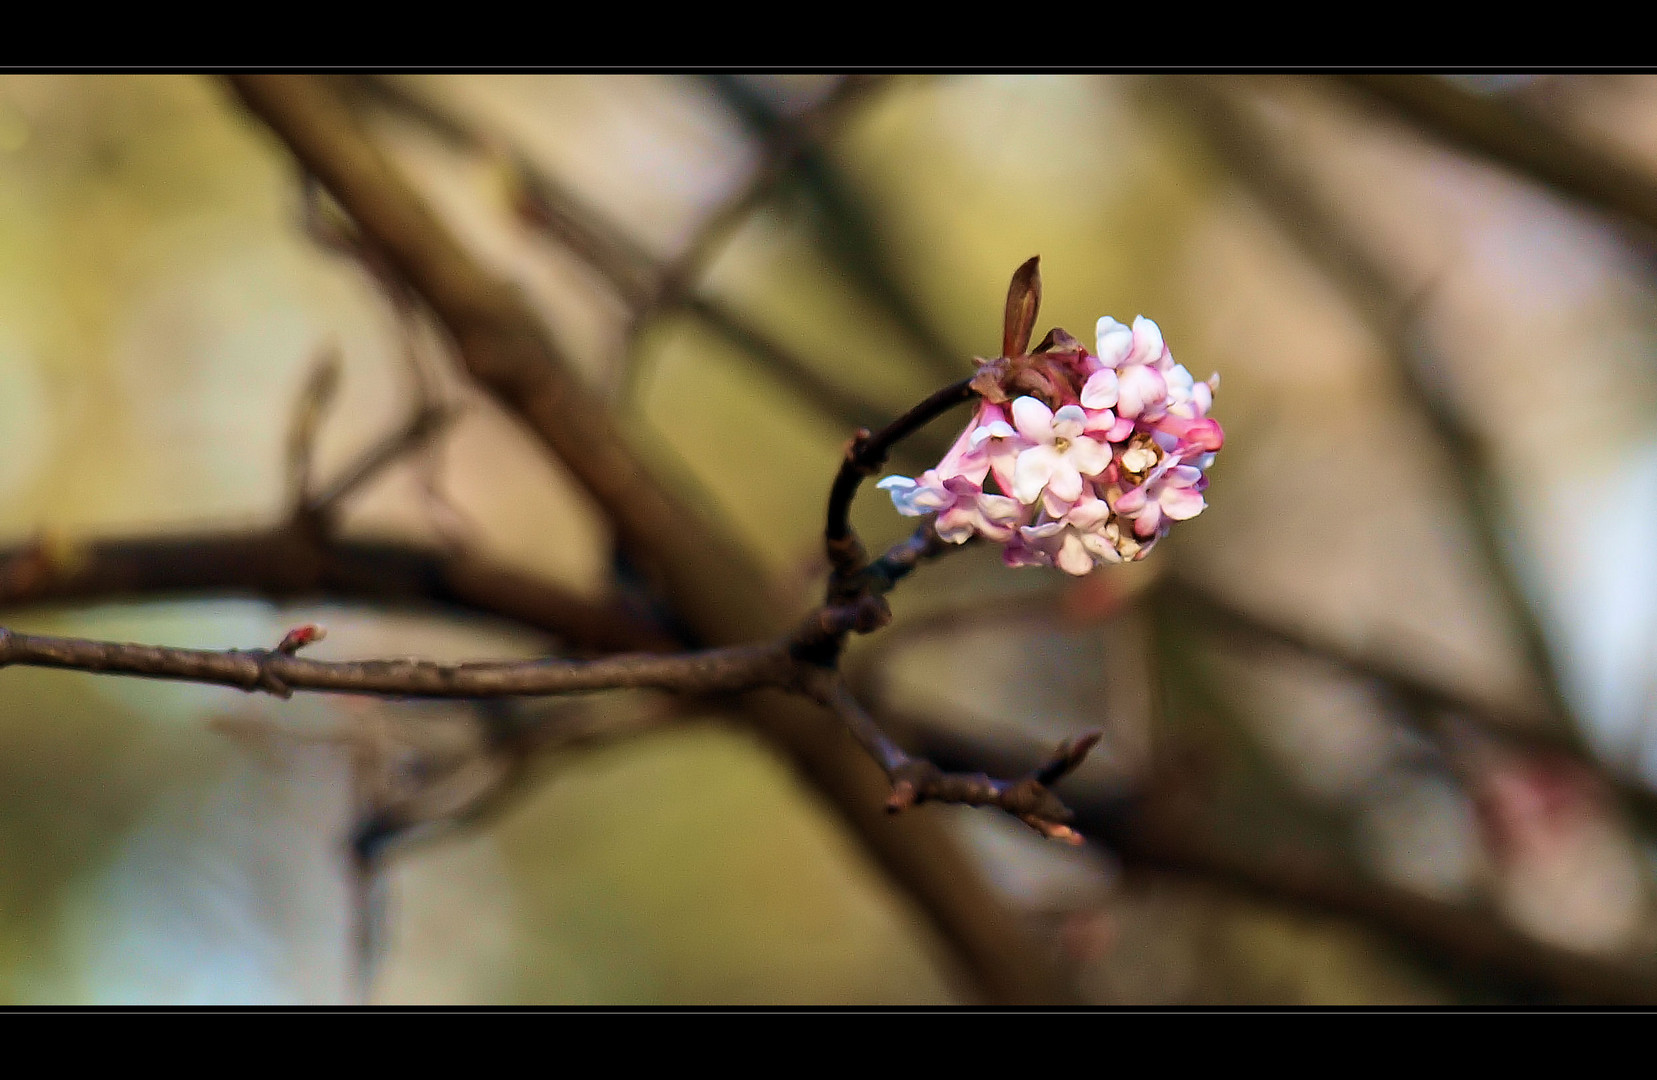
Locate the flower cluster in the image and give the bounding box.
[878,314,1222,575]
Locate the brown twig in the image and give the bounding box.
[812,672,1097,844]
[303,402,461,526]
[629,76,889,330]
[285,346,343,512]
[823,377,975,593]
[0,623,794,700]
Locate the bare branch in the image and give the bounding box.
[0,624,792,701]
[701,75,967,386]
[285,346,342,512]
[342,75,915,454]
[808,671,1098,844]
[304,402,461,526]
[653,76,888,307]
[823,378,975,592]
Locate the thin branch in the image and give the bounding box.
[701,75,968,386]
[1159,576,1657,829]
[823,377,975,592]
[0,624,792,700]
[620,77,893,388]
[857,573,1657,832]
[285,346,342,511]
[304,402,460,525]
[650,76,888,313]
[811,672,1098,844]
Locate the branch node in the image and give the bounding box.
[231,648,294,699]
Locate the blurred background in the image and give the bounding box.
[2,73,1657,1004]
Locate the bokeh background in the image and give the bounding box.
[2,73,1656,1004]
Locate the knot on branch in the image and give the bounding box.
[843,427,884,476]
[233,649,293,699]
[235,624,330,699]
[789,595,892,666]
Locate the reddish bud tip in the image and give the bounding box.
[276,624,327,654]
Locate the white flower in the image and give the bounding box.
[1008,397,1112,505]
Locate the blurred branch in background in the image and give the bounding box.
[844,580,1657,1003]
[335,74,926,457]
[700,75,969,388]
[878,708,1657,1004]
[1165,75,1581,747]
[1337,75,1657,239]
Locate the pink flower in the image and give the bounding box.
[935,477,1023,543]
[1006,397,1112,506]
[879,296,1221,576]
[1100,316,1171,420]
[1112,458,1207,537]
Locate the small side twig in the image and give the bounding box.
[303,402,461,527]
[809,671,1098,844]
[285,347,342,513]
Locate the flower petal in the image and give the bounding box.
[1080,530,1124,563]
[1067,435,1112,476]
[934,506,977,543]
[1042,487,1075,519]
[1052,404,1087,439]
[1080,368,1119,410]
[1191,381,1213,417]
[876,475,923,515]
[1013,445,1061,503]
[1128,316,1164,367]
[1047,460,1083,503]
[1067,496,1111,530]
[1161,485,1206,520]
[1011,396,1055,443]
[1165,363,1194,401]
[970,419,1018,447]
[1095,317,1133,367]
[1117,364,1167,419]
[1113,483,1149,515]
[1056,532,1095,576]
[979,494,1024,524]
